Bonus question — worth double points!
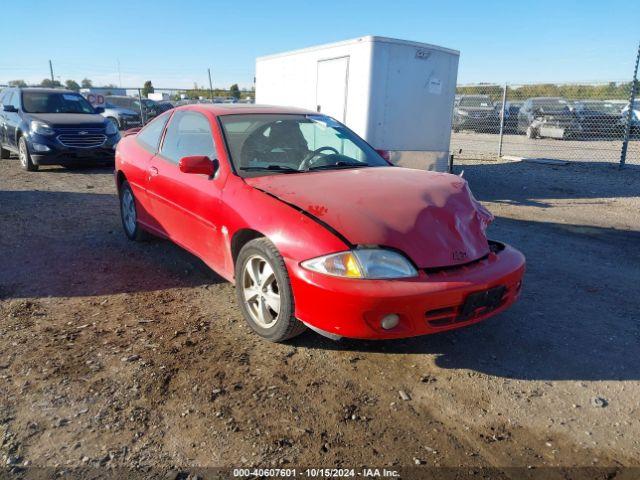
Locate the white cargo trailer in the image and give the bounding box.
[256,36,459,171]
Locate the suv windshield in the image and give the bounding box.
[459,97,493,108]
[531,98,570,112]
[219,114,389,176]
[22,91,96,114]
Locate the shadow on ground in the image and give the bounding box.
[453,160,640,208]
[0,189,221,298]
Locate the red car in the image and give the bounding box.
[115,105,525,342]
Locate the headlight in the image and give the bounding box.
[301,249,418,279]
[30,120,54,136]
[105,121,119,135]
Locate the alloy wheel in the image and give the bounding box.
[121,189,137,235]
[242,255,281,328]
[19,141,28,168]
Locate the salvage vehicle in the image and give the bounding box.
[0,87,120,171]
[452,95,500,133]
[621,99,640,136]
[101,102,143,130]
[115,104,525,342]
[573,101,624,137]
[517,97,581,139]
[105,95,161,123]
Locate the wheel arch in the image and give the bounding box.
[231,228,265,266]
[115,170,127,192]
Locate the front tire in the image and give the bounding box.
[235,238,306,342]
[119,180,149,241]
[18,137,38,171]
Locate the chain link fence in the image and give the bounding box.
[451,79,639,166]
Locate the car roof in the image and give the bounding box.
[177,103,318,116]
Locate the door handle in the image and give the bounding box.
[148,166,159,177]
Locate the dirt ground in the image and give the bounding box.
[1,156,639,479]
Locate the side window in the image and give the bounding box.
[160,111,215,164]
[11,92,21,110]
[137,112,171,151]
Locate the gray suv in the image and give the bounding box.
[105,95,160,123]
[102,102,142,130]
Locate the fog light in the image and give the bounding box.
[380,314,400,330]
[32,143,50,152]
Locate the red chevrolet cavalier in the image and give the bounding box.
[115,104,525,342]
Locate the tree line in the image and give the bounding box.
[5,78,251,100]
[457,82,634,102]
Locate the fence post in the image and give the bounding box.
[498,83,507,158]
[620,42,640,169]
[137,88,146,126]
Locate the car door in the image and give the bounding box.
[145,110,225,269]
[127,111,172,232]
[0,91,7,146]
[5,92,21,149]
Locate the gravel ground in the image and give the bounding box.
[0,155,639,479]
[451,130,640,164]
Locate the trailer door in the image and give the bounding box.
[316,56,349,122]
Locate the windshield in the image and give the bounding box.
[22,91,96,114]
[459,97,494,108]
[219,114,389,176]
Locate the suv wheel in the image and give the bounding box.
[18,137,38,171]
[235,238,306,342]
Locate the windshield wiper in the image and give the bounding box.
[306,162,369,171]
[240,165,300,173]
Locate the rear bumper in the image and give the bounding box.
[287,242,525,340]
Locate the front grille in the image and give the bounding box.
[57,129,106,148]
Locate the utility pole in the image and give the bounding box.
[49,60,54,82]
[620,41,640,169]
[208,68,214,100]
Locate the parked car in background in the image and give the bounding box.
[573,100,625,137]
[115,104,525,342]
[621,99,640,136]
[452,95,500,133]
[101,102,142,130]
[0,87,120,171]
[105,95,161,122]
[156,101,175,113]
[517,97,581,139]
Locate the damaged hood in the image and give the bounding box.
[246,167,494,269]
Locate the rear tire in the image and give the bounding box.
[235,238,306,342]
[18,137,38,171]
[119,180,150,241]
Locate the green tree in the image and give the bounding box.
[230,83,241,99]
[65,79,80,91]
[40,78,62,88]
[142,81,154,97]
[8,79,27,87]
[81,78,93,88]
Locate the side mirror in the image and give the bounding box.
[179,155,218,176]
[94,106,105,114]
[3,104,18,113]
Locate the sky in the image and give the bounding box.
[1,0,638,90]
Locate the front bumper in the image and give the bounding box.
[455,116,500,131]
[27,132,119,165]
[287,242,525,340]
